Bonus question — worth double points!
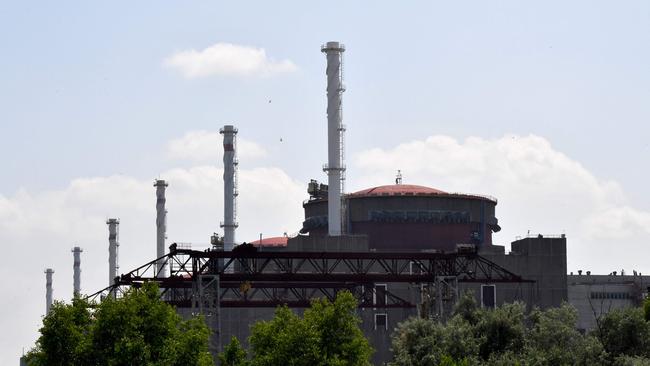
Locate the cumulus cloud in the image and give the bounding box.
[164,42,297,78]
[0,165,304,364]
[167,130,268,162]
[351,134,650,274]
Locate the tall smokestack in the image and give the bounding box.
[106,218,119,286]
[44,268,54,314]
[220,125,238,252]
[154,179,168,277]
[321,41,346,236]
[71,246,82,296]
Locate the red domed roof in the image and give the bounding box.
[250,236,288,247]
[349,184,447,197]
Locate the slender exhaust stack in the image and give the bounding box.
[106,218,120,286]
[321,41,346,236]
[220,125,239,252]
[154,180,168,277]
[72,246,82,296]
[44,268,54,314]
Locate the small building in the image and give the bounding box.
[567,272,650,331]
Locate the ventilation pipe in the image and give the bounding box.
[106,218,120,286]
[44,268,54,314]
[154,179,168,277]
[72,246,82,296]
[321,41,346,236]
[220,125,238,252]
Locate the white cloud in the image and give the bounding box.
[164,42,297,78]
[351,134,650,274]
[167,130,268,162]
[0,165,304,364]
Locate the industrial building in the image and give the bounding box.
[568,272,650,332]
[36,41,646,365]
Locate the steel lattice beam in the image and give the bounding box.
[86,246,533,308]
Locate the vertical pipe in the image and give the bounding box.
[321,41,346,236]
[72,246,82,296]
[154,180,168,277]
[106,218,120,286]
[479,200,486,248]
[44,268,54,314]
[220,125,238,252]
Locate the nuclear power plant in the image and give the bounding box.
[37,42,650,365]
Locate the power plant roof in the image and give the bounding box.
[349,184,446,197]
[347,184,497,203]
[251,236,289,247]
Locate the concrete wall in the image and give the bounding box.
[286,234,369,252]
[479,236,567,310]
[567,274,650,331]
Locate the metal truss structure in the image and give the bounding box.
[86,245,534,355]
[87,245,533,308]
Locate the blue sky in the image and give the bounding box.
[2,1,649,198]
[1,1,649,363]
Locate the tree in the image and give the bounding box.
[596,307,650,360]
[26,282,213,366]
[218,336,248,366]
[389,316,475,366]
[302,291,374,365]
[222,290,373,366]
[475,302,526,360]
[24,297,92,365]
[389,296,645,366]
[524,303,606,366]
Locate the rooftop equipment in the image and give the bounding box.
[321,41,346,236]
[72,246,82,296]
[154,179,168,277]
[106,218,120,286]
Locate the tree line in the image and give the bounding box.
[390,293,650,366]
[26,282,650,365]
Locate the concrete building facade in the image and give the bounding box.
[567,273,650,331]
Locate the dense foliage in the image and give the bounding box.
[390,293,650,366]
[26,282,213,366]
[219,290,373,366]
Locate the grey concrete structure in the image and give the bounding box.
[321,41,346,236]
[45,268,54,314]
[220,125,239,252]
[72,246,82,296]
[106,218,119,287]
[154,179,168,277]
[568,273,650,332]
[479,235,568,309]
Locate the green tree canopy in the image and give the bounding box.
[388,292,647,366]
[218,336,248,366]
[596,306,650,360]
[220,290,373,366]
[26,282,213,366]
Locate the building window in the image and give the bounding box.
[590,291,632,300]
[375,313,388,330]
[481,284,496,309]
[374,284,387,307]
